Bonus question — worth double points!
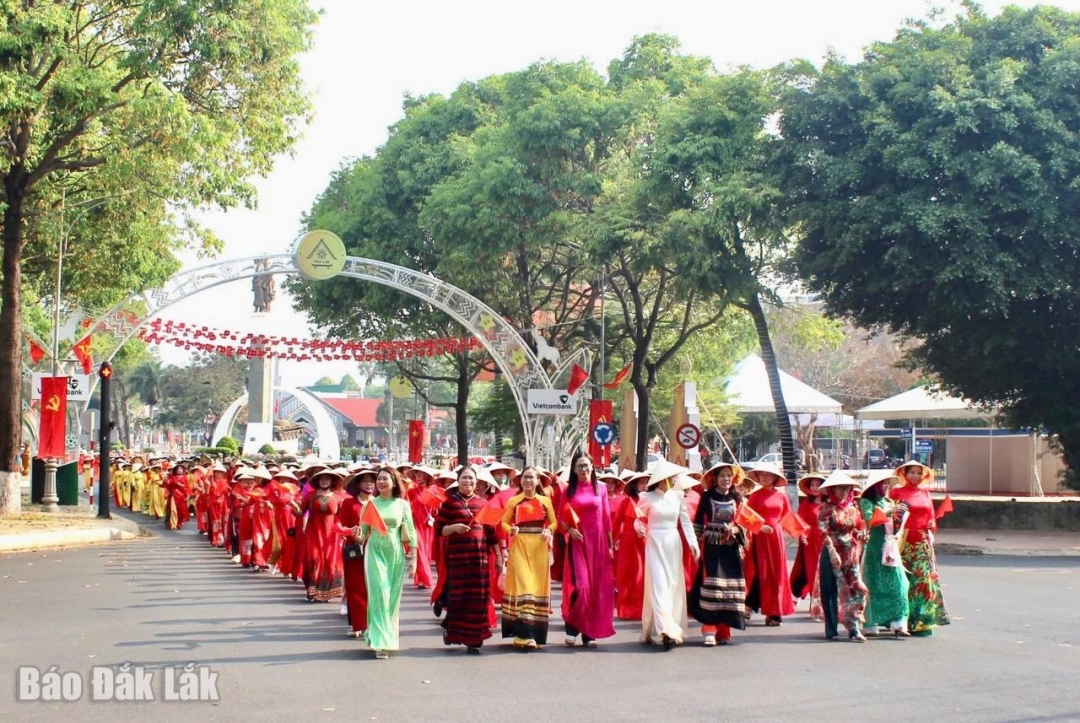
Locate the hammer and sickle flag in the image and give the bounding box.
[37,376,68,458]
[73,334,94,374]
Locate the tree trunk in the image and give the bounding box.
[0,176,27,516]
[632,353,651,471]
[747,294,798,486]
[454,354,470,467]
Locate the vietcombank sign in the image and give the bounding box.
[526,389,578,415]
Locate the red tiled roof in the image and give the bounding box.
[321,397,381,427]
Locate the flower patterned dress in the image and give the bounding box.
[889,483,950,634]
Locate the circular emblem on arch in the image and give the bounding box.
[295,230,347,280]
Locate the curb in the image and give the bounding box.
[936,543,985,556]
[0,515,144,553]
[937,543,1080,557]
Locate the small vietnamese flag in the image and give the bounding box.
[26,336,45,364]
[734,504,765,534]
[514,499,546,524]
[361,500,389,535]
[604,363,632,390]
[869,507,889,527]
[566,363,590,396]
[420,485,447,509]
[779,510,811,539]
[935,494,954,520]
[561,503,581,530]
[633,503,647,520]
[474,498,506,526]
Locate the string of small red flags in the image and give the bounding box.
[135,318,484,362]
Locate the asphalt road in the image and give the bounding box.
[1,522,1078,723]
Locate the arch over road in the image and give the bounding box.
[83,253,589,466]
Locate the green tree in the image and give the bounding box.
[783,5,1080,486]
[156,353,249,436]
[0,1,317,515]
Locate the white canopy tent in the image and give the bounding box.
[723,353,843,414]
[854,386,1036,495]
[854,385,993,421]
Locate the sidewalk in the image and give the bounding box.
[935,528,1080,557]
[0,483,143,553]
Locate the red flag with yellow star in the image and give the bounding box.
[408,419,425,463]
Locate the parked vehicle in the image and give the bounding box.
[865,448,889,469]
[742,450,805,470]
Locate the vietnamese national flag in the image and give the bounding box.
[408,419,425,463]
[72,334,94,374]
[474,497,506,526]
[780,510,811,539]
[420,485,447,509]
[560,503,581,530]
[27,336,45,365]
[935,495,954,520]
[514,499,546,524]
[869,507,889,527]
[604,363,632,390]
[37,376,68,458]
[361,500,389,535]
[566,363,589,396]
[734,503,765,534]
[633,503,647,520]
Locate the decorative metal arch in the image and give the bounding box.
[82,253,589,467]
[211,386,342,461]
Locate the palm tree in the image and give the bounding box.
[127,360,163,444]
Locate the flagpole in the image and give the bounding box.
[598,263,606,401]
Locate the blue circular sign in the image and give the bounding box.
[592,422,615,446]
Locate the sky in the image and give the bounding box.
[157,0,1076,387]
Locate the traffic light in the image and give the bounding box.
[99,361,113,379]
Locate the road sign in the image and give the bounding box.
[914,439,933,453]
[675,423,701,449]
[591,422,615,446]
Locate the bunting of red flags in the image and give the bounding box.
[133,318,484,362]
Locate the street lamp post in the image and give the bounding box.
[42,190,131,512]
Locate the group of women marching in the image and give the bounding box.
[113,451,949,658]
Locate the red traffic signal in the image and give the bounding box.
[98,362,113,379]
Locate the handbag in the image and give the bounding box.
[343,543,363,561]
[881,534,901,567]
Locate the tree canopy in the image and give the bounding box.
[0,0,317,513]
[783,5,1080,484]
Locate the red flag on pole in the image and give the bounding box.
[780,510,811,539]
[37,376,68,458]
[474,497,506,526]
[420,485,447,509]
[734,503,765,534]
[514,499,546,524]
[407,419,425,463]
[869,508,889,527]
[360,500,389,535]
[27,336,45,365]
[72,335,94,374]
[560,503,581,530]
[603,363,632,390]
[935,495,954,520]
[566,363,589,396]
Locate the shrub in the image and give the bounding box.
[215,436,240,452]
[258,443,276,455]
